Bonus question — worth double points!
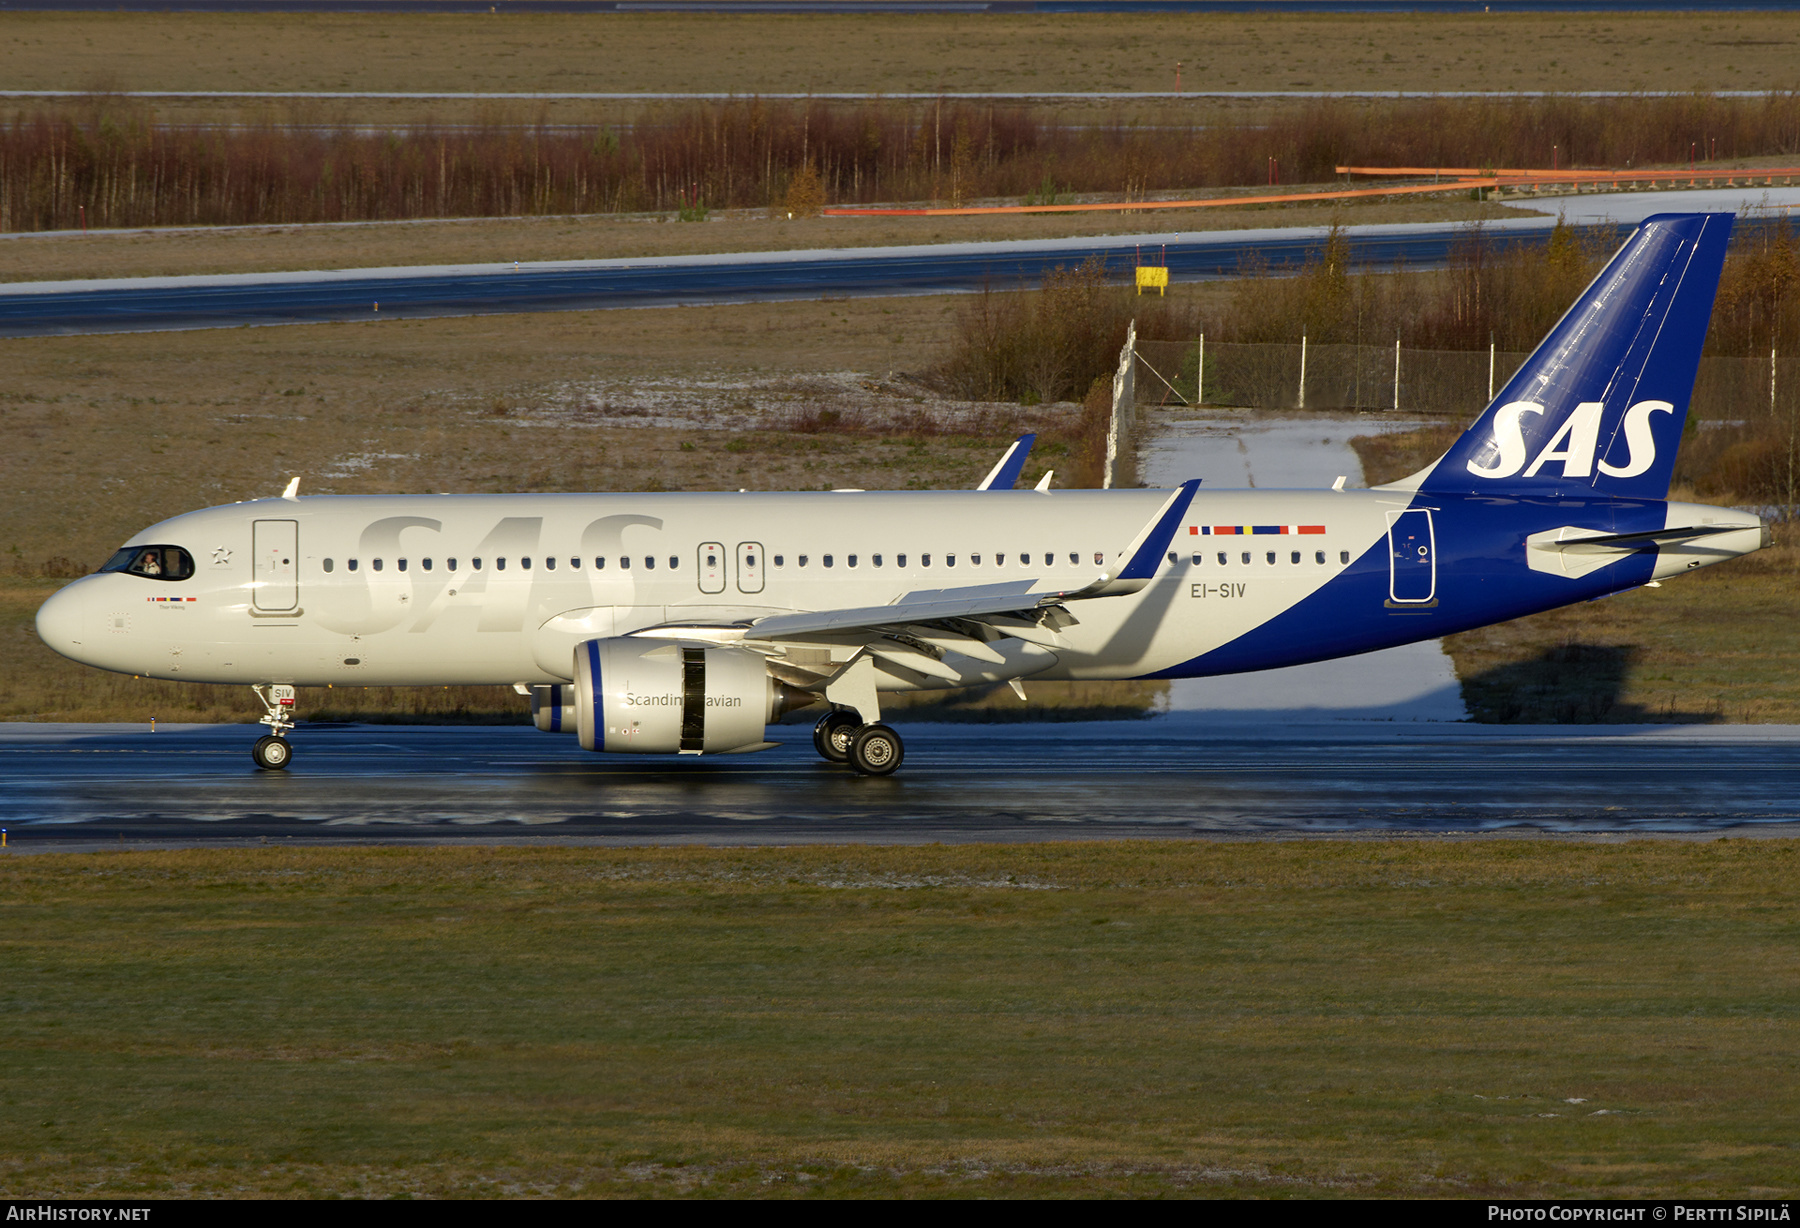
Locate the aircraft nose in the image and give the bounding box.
[35,582,91,662]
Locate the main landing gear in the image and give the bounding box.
[812,709,904,777]
[251,683,297,771]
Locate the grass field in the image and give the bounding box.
[1,841,1796,1199]
[5,11,1798,95]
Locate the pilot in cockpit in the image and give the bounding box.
[138,550,162,576]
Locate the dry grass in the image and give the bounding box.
[11,91,1795,231]
[0,197,1518,284]
[0,293,984,572]
[3,841,1799,1198]
[6,12,1800,95]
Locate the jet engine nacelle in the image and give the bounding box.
[572,637,808,754]
[530,683,575,733]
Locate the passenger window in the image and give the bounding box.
[798,555,808,568]
[570,557,581,570]
[873,554,883,567]
[1315,551,1326,565]
[1167,552,1177,564]
[472,557,483,570]
[848,555,859,568]
[323,558,335,573]
[642,557,652,570]
[1266,552,1276,565]
[619,557,629,569]
[997,552,1006,565]
[971,553,981,565]
[373,558,384,572]
[1021,553,1032,566]
[1290,551,1301,565]
[496,558,506,571]
[545,557,555,571]
[946,554,956,567]
[1069,553,1079,565]
[706,552,718,568]
[398,558,409,572]
[1241,552,1251,565]
[897,554,907,567]
[349,559,359,572]
[1192,553,1202,565]
[773,555,784,568]
[922,554,931,567]
[823,555,835,568]
[521,557,531,570]
[1218,552,1228,565]
[669,557,678,570]
[423,558,433,571]
[1093,552,1104,565]
[447,557,458,571]
[1340,551,1350,565]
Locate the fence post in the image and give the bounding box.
[1104,320,1137,489]
[1393,337,1401,412]
[1297,334,1307,411]
[1488,339,1496,403]
[1197,333,1204,405]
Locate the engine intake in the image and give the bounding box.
[572,638,812,754]
[530,683,575,733]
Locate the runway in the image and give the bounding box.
[9,189,1797,337]
[0,219,1572,338]
[6,719,1800,848]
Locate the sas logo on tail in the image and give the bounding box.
[1467,400,1673,481]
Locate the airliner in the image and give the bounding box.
[35,212,1767,775]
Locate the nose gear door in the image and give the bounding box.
[698,542,726,594]
[252,519,299,611]
[736,541,764,594]
[1386,508,1436,604]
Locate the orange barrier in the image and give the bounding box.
[821,177,1499,218]
[1339,164,1800,189]
[820,163,1800,220]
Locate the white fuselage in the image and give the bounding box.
[39,487,1404,689]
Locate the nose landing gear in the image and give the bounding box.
[251,683,297,771]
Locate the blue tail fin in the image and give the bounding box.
[1413,213,1733,500]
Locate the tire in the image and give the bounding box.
[252,735,292,771]
[848,723,904,776]
[812,710,860,763]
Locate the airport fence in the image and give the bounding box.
[1132,338,1800,512]
[1133,339,1800,426]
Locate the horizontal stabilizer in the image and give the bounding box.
[1526,520,1767,579]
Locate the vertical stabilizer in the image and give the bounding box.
[1407,213,1733,500]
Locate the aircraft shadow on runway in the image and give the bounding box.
[1457,643,1721,725]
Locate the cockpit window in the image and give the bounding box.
[99,545,195,581]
